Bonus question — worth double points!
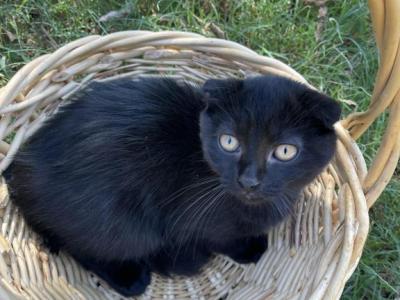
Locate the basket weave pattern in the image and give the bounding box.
[0,1,398,299]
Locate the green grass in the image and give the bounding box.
[0,0,399,298]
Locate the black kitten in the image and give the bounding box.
[4,75,340,296]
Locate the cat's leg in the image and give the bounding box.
[212,235,268,264]
[75,256,151,297]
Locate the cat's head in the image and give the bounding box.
[199,75,340,210]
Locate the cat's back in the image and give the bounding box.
[56,77,205,143]
[10,77,205,173]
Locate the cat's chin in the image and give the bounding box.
[238,193,271,206]
[241,198,268,206]
[226,189,272,206]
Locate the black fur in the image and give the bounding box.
[4,75,340,296]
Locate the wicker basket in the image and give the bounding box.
[0,1,398,299]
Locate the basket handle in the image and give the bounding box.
[341,0,400,208]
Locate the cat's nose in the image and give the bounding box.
[238,175,260,191]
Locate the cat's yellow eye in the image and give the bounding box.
[274,144,298,161]
[219,134,240,152]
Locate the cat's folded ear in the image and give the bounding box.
[202,78,243,105]
[301,89,341,129]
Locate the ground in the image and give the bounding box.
[0,0,399,299]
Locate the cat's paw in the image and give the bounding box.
[106,265,151,297]
[79,258,152,297]
[227,235,268,264]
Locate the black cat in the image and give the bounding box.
[4,75,340,296]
